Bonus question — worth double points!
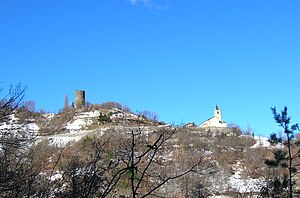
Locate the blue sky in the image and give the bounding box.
[1,0,300,136]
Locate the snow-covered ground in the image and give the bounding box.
[38,109,168,146]
[0,114,40,138]
[23,122,40,132]
[251,136,284,149]
[250,136,271,148]
[65,109,142,133]
[66,110,100,133]
[44,127,110,146]
[43,113,55,120]
[0,114,20,130]
[228,161,263,193]
[110,108,139,119]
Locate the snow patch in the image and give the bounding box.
[250,136,271,148]
[251,136,284,149]
[65,110,100,133]
[50,172,63,181]
[43,113,55,120]
[228,161,263,193]
[24,122,40,132]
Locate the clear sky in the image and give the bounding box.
[1,0,300,137]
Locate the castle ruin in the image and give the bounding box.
[74,90,85,109]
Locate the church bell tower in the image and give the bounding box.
[214,105,221,120]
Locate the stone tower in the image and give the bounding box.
[74,90,85,109]
[214,105,221,120]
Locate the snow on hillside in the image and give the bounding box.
[0,114,19,130]
[250,136,283,149]
[110,108,139,119]
[23,122,40,133]
[44,127,109,146]
[47,132,87,145]
[0,114,39,138]
[228,161,263,193]
[250,136,271,148]
[38,108,162,146]
[66,110,100,133]
[43,113,55,120]
[65,109,140,133]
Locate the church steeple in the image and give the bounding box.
[214,105,221,120]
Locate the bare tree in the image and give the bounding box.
[0,84,45,197]
[24,100,35,112]
[53,137,119,198]
[138,110,159,122]
[102,126,207,197]
[0,84,26,123]
[51,125,212,197]
[0,84,31,149]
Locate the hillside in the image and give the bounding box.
[0,104,282,197]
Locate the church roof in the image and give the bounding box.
[215,105,219,110]
[198,116,215,126]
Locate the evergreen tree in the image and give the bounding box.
[98,112,112,125]
[262,107,300,198]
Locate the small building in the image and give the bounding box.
[199,105,227,128]
[184,122,197,128]
[110,111,125,119]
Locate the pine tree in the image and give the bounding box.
[98,112,112,125]
[263,107,300,198]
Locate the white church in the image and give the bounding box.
[199,105,227,128]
